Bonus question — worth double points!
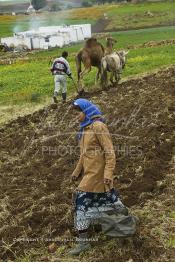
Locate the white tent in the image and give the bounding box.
[1,24,92,50]
[1,36,32,49]
[70,24,91,39]
[49,35,65,48]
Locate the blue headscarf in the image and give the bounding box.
[73,98,105,140]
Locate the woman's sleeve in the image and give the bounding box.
[71,155,83,177]
[93,122,116,180]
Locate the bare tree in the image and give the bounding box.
[31,0,47,10]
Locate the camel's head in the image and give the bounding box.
[85,38,97,48]
[106,37,117,47]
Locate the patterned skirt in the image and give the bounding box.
[73,188,125,231]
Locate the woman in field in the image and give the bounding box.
[69,98,128,256]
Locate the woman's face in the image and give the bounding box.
[73,104,86,122]
[77,111,86,122]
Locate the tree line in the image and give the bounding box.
[31,0,141,11]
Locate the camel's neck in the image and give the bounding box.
[105,46,113,55]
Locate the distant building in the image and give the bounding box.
[0,24,92,51]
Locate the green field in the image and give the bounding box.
[0,1,175,124]
[0,26,175,107]
[106,0,175,30]
[0,14,95,38]
[0,1,175,37]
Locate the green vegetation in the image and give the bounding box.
[0,0,175,123]
[167,235,175,248]
[112,26,175,48]
[0,26,175,110]
[0,14,95,38]
[0,1,175,37]
[106,0,175,30]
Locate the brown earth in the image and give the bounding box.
[92,18,175,33]
[127,39,175,50]
[92,18,110,34]
[0,66,175,261]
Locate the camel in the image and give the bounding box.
[76,37,116,90]
[105,37,117,55]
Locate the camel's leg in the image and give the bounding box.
[101,70,108,90]
[95,68,101,85]
[110,72,114,85]
[114,72,120,84]
[77,66,91,91]
[79,66,91,89]
[77,78,83,91]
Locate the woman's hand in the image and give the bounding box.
[104,178,112,185]
[71,175,79,182]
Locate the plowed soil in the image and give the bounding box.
[0,66,174,261]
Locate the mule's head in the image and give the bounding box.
[118,50,129,69]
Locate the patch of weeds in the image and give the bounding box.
[30,92,41,103]
[166,235,175,248]
[55,244,67,255]
[169,211,175,219]
[15,247,48,262]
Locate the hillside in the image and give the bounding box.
[0,0,83,13]
[0,1,28,13]
[0,1,175,261]
[0,66,174,261]
[47,0,83,9]
[0,26,175,115]
[0,1,175,36]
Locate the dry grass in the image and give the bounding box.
[0,15,17,22]
[70,5,114,20]
[0,99,50,125]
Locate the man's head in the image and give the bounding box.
[62,51,68,58]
